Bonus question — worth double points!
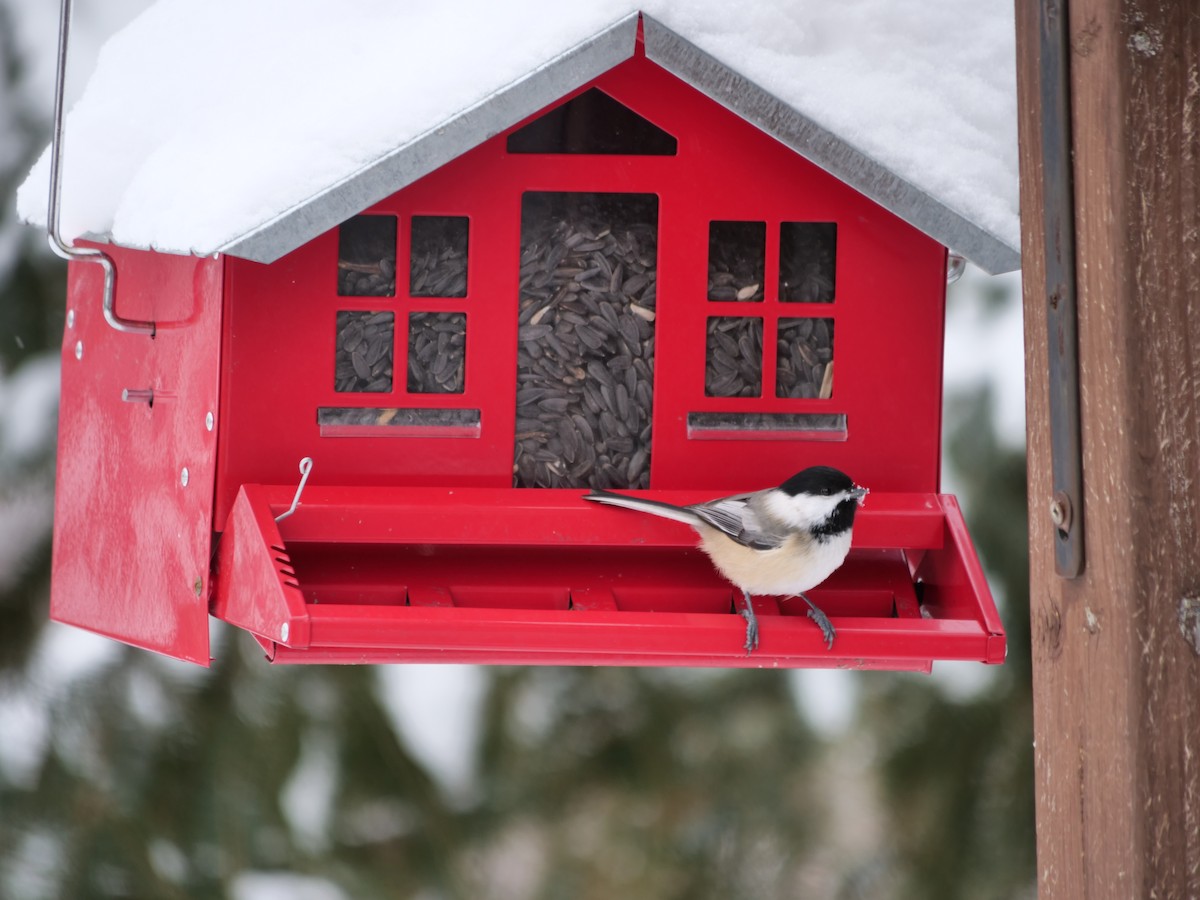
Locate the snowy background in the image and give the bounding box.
[0,3,1030,898]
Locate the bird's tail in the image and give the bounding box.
[583,489,702,528]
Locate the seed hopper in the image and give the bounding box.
[45,14,1008,669]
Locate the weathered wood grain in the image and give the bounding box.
[1018,0,1200,896]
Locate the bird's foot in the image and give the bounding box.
[738,591,759,654]
[799,593,836,650]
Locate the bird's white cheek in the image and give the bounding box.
[764,490,838,529]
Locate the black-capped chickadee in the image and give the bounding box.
[584,466,868,653]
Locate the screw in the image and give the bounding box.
[205,411,214,431]
[180,467,189,487]
[67,309,75,328]
[1049,491,1073,533]
[280,622,290,643]
[74,340,83,360]
[194,577,203,597]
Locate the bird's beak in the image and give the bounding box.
[850,485,869,506]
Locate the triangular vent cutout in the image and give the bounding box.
[507,88,677,155]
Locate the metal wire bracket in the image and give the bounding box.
[275,458,314,523]
[47,0,155,337]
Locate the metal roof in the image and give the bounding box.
[219,14,1018,273]
[219,14,640,266]
[643,18,1020,275]
[46,11,1016,276]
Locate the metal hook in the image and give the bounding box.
[47,0,154,337]
[275,457,314,523]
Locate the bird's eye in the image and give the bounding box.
[821,487,832,496]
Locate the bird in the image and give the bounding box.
[583,466,868,653]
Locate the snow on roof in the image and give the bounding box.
[16,0,1020,274]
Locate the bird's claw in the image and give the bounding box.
[738,591,759,654]
[740,604,759,654]
[801,594,836,650]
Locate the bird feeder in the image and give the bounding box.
[43,15,1011,669]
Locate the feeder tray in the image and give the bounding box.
[211,485,1002,670]
[47,26,1007,671]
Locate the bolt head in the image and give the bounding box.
[205,411,214,432]
[280,622,290,643]
[1049,491,1073,532]
[74,341,83,360]
[180,467,189,487]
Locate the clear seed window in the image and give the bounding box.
[514,191,659,489]
[335,310,395,392]
[410,216,469,297]
[702,221,839,394]
[708,221,765,301]
[323,213,476,430]
[408,312,466,394]
[337,215,397,296]
[780,222,836,302]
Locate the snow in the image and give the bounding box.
[230,872,349,900]
[6,0,153,110]
[15,0,1017,263]
[374,664,487,803]
[0,352,60,463]
[279,728,338,853]
[789,668,859,738]
[0,685,50,788]
[944,266,1026,449]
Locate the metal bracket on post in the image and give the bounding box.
[1040,0,1083,577]
[46,0,154,337]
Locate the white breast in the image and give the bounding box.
[695,525,852,597]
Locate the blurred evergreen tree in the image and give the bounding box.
[0,0,66,674]
[857,371,1035,894]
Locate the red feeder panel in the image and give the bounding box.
[50,42,1006,670]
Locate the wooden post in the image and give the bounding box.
[1017,0,1200,895]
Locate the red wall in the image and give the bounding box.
[216,53,947,525]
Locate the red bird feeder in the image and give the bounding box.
[45,15,1011,669]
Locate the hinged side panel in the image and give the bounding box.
[50,246,223,664]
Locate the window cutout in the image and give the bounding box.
[317,407,480,437]
[335,311,393,392]
[705,317,762,397]
[780,222,837,302]
[687,412,847,440]
[407,312,466,394]
[338,215,396,296]
[410,216,469,298]
[708,221,765,301]
[777,318,835,399]
[514,191,659,489]
[506,88,677,156]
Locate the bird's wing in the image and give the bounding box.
[691,495,786,550]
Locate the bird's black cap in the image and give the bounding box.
[778,465,856,497]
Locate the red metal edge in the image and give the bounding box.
[225,484,947,550]
[267,604,992,671]
[212,485,311,650]
[920,494,1007,664]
